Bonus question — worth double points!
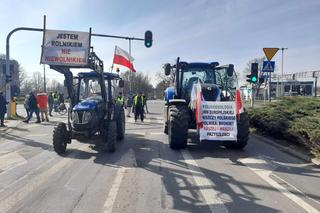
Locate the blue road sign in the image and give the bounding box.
[262,61,275,72]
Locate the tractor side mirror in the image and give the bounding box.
[118,79,124,88]
[227,64,234,77]
[164,63,171,76]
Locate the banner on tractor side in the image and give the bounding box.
[199,101,237,141]
[41,30,90,66]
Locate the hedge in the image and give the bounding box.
[249,97,320,157]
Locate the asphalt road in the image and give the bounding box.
[0,101,319,213]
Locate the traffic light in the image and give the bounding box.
[144,30,153,48]
[247,63,258,84]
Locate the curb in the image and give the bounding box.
[252,133,320,166]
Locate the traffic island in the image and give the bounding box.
[248,97,320,165]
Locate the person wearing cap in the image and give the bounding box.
[0,92,8,127]
[133,92,145,122]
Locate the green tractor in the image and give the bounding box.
[163,57,249,149]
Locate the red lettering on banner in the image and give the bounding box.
[61,49,71,54]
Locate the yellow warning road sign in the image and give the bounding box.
[263,48,279,61]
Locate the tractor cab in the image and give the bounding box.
[165,58,237,103]
[71,72,123,135]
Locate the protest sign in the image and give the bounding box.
[199,101,237,141]
[41,29,90,66]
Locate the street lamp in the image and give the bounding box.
[280,47,288,96]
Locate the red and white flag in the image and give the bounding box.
[113,46,136,72]
[195,80,204,128]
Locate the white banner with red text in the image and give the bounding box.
[199,101,237,141]
[41,29,90,66]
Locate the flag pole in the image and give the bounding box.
[129,39,132,93]
[111,46,116,73]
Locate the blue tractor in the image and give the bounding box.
[50,50,125,154]
[163,57,249,150]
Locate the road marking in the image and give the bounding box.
[240,157,320,213]
[103,149,136,213]
[103,167,127,213]
[0,152,27,172]
[0,144,88,213]
[181,150,229,213]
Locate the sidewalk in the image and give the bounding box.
[0,119,22,134]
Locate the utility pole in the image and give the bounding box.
[43,64,46,93]
[280,48,288,97]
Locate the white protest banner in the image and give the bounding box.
[199,101,237,141]
[41,29,90,66]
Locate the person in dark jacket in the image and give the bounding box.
[23,91,41,123]
[0,92,8,127]
[48,92,54,116]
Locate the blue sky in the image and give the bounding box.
[1,0,320,84]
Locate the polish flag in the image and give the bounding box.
[113,46,136,72]
[235,89,243,119]
[195,80,204,128]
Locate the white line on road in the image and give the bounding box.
[240,157,320,213]
[103,148,136,213]
[103,167,127,213]
[181,150,229,213]
[0,144,88,213]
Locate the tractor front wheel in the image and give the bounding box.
[105,121,117,152]
[225,111,249,150]
[168,105,189,149]
[117,109,125,140]
[53,122,69,155]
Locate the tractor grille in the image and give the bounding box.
[77,111,84,123]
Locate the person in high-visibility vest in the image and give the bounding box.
[133,92,145,122]
[117,92,125,107]
[52,92,59,112]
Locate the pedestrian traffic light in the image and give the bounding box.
[144,30,153,48]
[246,63,258,84]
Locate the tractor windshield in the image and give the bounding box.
[181,66,214,100]
[78,78,108,101]
[215,67,238,100]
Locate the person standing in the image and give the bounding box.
[23,91,41,123]
[48,92,54,117]
[125,96,132,117]
[133,92,145,122]
[24,94,31,119]
[117,92,125,107]
[53,92,59,112]
[143,94,149,114]
[0,92,8,127]
[37,93,49,122]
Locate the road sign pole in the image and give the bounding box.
[268,72,272,102]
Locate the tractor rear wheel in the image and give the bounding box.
[53,122,69,155]
[117,109,125,140]
[225,111,249,150]
[168,105,189,149]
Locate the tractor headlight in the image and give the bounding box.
[72,111,79,123]
[82,111,92,124]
